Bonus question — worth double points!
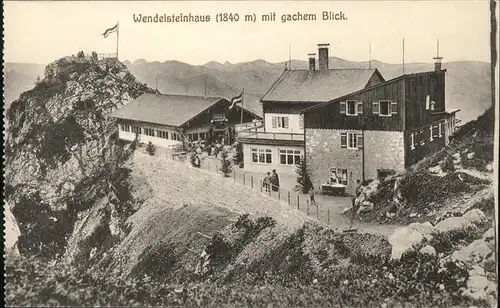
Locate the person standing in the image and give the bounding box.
[263,172,271,192]
[308,186,316,206]
[271,169,280,192]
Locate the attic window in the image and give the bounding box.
[379,101,391,116]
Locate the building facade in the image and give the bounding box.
[111,93,260,149]
[303,62,459,195]
[238,43,385,176]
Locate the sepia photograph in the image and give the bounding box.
[3,0,498,307]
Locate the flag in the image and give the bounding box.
[229,91,243,109]
[102,23,119,38]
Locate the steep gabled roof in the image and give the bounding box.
[261,68,384,103]
[111,93,225,127]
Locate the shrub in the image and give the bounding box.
[219,149,232,177]
[233,142,243,165]
[189,151,201,168]
[77,51,85,58]
[294,156,312,194]
[146,142,156,156]
[440,155,455,173]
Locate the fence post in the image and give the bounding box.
[307,200,310,215]
[251,176,254,188]
[297,195,300,210]
[278,189,280,201]
[243,173,246,185]
[234,170,236,182]
[208,161,210,172]
[316,203,319,220]
[260,179,263,192]
[287,191,290,205]
[328,208,330,225]
[216,164,218,174]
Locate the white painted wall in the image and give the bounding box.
[242,143,304,175]
[264,113,303,134]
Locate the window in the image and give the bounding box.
[329,168,348,186]
[172,133,177,141]
[200,132,206,140]
[272,116,289,128]
[373,101,397,116]
[299,115,304,130]
[420,129,425,145]
[156,130,169,139]
[429,126,434,141]
[279,150,301,165]
[426,95,430,110]
[121,124,130,132]
[251,148,272,164]
[379,100,391,116]
[430,101,436,111]
[340,100,363,116]
[346,100,357,115]
[410,132,415,150]
[439,122,443,137]
[192,133,199,141]
[132,126,142,134]
[144,128,155,136]
[433,124,439,138]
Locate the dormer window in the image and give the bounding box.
[347,100,357,115]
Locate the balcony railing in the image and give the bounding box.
[238,130,304,141]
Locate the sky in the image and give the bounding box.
[4,0,492,65]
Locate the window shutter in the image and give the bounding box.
[357,101,364,114]
[391,102,398,114]
[284,117,289,128]
[340,102,346,114]
[340,133,347,148]
[357,134,363,149]
[426,95,430,110]
[272,117,277,128]
[373,102,379,114]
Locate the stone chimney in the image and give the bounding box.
[308,53,316,73]
[318,43,330,70]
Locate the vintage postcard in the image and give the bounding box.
[3,0,498,307]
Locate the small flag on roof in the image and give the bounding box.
[229,90,243,109]
[102,23,119,38]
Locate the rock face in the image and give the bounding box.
[4,54,154,258]
[4,203,21,258]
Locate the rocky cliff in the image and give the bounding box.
[4,54,155,258]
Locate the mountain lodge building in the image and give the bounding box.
[111,93,260,148]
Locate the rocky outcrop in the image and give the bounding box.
[388,222,435,260]
[4,54,155,258]
[4,203,21,259]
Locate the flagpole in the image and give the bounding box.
[116,21,119,60]
[240,88,244,124]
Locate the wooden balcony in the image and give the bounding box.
[238,130,304,141]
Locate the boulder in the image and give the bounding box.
[451,237,492,264]
[434,209,488,234]
[388,222,436,260]
[419,245,437,256]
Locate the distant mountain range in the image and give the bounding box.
[4,57,491,124]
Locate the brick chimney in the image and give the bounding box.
[308,53,316,73]
[318,43,330,70]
